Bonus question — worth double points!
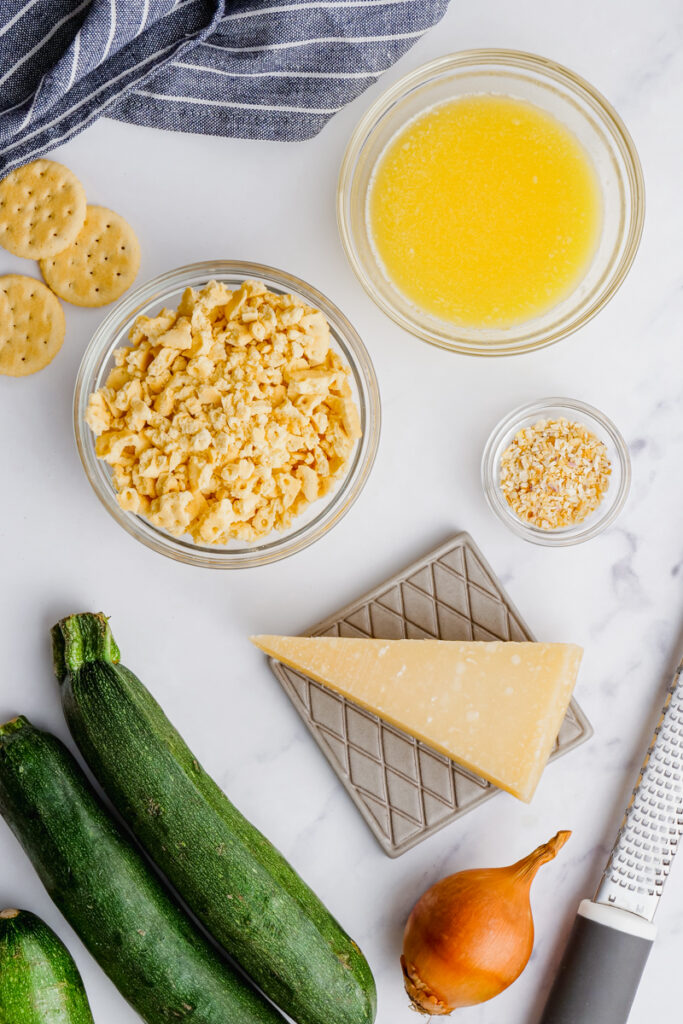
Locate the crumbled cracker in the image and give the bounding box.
[500,417,611,530]
[86,280,362,544]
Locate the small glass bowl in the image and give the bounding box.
[74,261,381,569]
[338,49,645,357]
[481,397,631,546]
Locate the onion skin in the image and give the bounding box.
[401,831,571,1014]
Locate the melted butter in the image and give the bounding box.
[368,94,602,328]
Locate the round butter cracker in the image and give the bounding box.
[0,159,87,259]
[0,275,65,377]
[40,205,140,308]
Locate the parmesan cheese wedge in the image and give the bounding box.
[251,636,582,802]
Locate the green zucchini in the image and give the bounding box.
[53,612,377,1024]
[0,908,94,1024]
[0,716,285,1024]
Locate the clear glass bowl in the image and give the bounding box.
[74,261,381,569]
[481,397,631,546]
[338,49,645,357]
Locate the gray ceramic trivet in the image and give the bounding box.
[267,533,592,857]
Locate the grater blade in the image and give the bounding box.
[595,659,683,921]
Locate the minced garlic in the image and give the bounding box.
[500,417,611,530]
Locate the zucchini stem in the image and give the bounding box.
[0,715,30,739]
[51,613,120,682]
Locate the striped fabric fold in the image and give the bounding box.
[0,0,450,172]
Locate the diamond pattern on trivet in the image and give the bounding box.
[268,533,593,857]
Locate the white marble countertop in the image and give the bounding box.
[1,0,682,1021]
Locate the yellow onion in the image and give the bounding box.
[401,830,570,1014]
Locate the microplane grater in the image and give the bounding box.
[540,657,683,1024]
[595,658,683,921]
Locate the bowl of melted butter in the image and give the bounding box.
[338,50,644,356]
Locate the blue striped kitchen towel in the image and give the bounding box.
[0,0,450,174]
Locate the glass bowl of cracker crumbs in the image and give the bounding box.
[74,260,381,569]
[481,397,631,546]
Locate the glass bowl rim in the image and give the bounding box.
[73,259,381,569]
[480,396,632,546]
[337,47,646,357]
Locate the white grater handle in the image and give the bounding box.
[539,900,656,1024]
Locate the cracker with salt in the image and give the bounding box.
[0,275,65,377]
[0,159,87,259]
[40,205,140,307]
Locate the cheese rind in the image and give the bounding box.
[252,637,582,802]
